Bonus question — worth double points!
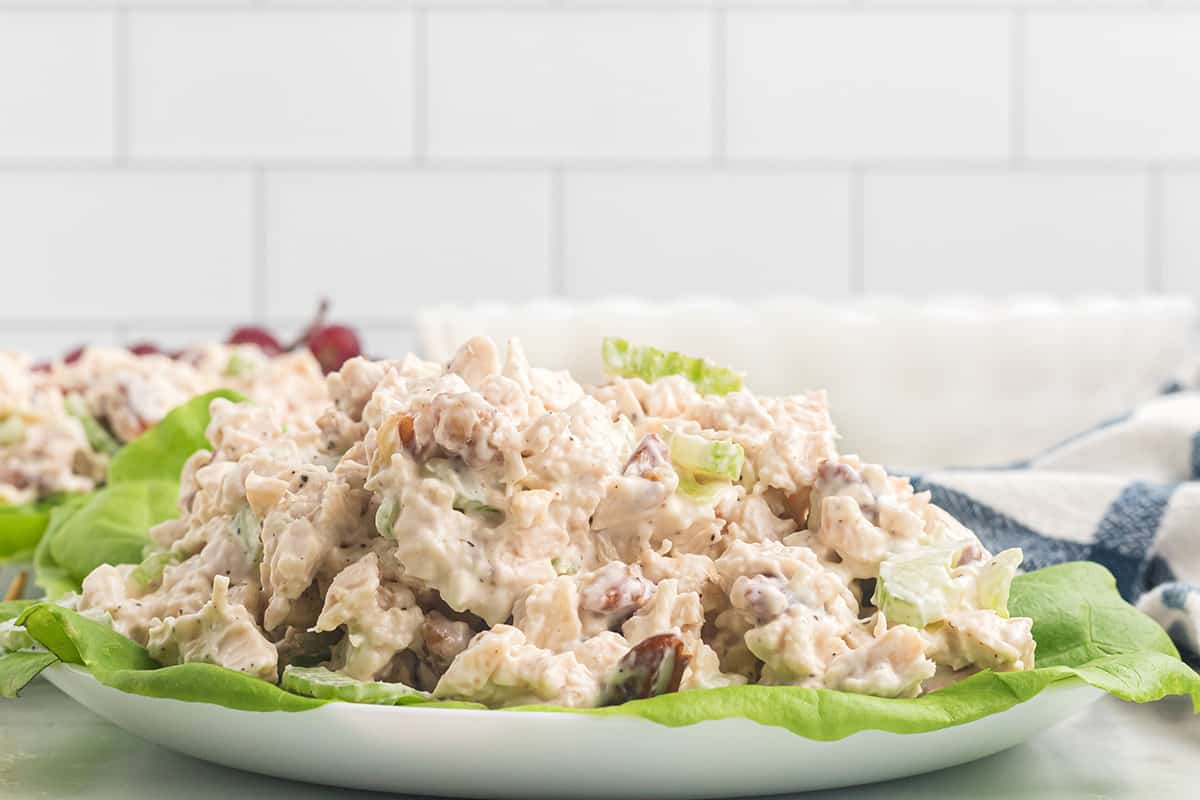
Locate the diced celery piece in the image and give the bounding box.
[223,352,256,378]
[280,665,430,705]
[974,548,1023,617]
[873,549,963,628]
[453,497,504,527]
[0,416,25,447]
[64,395,121,456]
[668,431,744,481]
[232,506,261,563]
[601,338,743,396]
[130,551,178,588]
[375,497,399,538]
[551,556,580,576]
[674,471,728,502]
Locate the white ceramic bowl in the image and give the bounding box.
[45,663,1102,798]
[416,296,1196,468]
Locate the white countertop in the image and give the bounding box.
[2,678,1197,799]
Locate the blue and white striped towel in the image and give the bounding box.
[910,387,1200,661]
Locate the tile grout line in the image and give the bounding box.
[1009,10,1026,167]
[0,3,1195,13]
[849,166,865,295]
[711,7,727,165]
[252,167,268,321]
[4,159,1200,174]
[113,7,129,165]
[550,166,566,297]
[412,6,428,164]
[1146,167,1163,292]
[0,317,424,330]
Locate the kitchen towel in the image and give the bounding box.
[910,376,1200,660]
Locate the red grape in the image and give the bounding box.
[63,346,84,364]
[127,341,160,356]
[308,325,361,373]
[227,326,283,356]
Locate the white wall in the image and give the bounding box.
[0,2,1198,358]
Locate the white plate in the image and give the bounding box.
[43,663,1103,798]
[44,662,1099,800]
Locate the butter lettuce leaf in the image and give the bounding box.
[0,495,72,563]
[107,389,244,484]
[4,562,1197,734]
[0,600,35,624]
[31,496,89,599]
[3,604,320,711]
[45,480,179,590]
[31,390,244,599]
[0,650,57,698]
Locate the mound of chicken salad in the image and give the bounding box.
[53,337,1035,709]
[0,345,328,508]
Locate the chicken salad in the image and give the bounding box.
[68,337,1033,707]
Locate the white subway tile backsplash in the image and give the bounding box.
[564,170,851,298]
[727,13,1010,160]
[0,171,254,320]
[863,172,1148,294]
[265,171,552,318]
[0,2,1188,347]
[0,329,118,362]
[357,326,419,360]
[128,11,413,160]
[427,12,711,160]
[1162,172,1200,299]
[1027,14,1200,160]
[0,13,112,158]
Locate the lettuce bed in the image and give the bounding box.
[0,497,71,562]
[3,562,1197,740]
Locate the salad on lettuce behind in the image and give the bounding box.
[0,306,362,566]
[47,336,1036,708]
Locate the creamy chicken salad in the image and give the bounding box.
[73,338,1034,707]
[0,345,328,506]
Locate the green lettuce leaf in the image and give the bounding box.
[0,495,72,562]
[0,600,34,624]
[46,480,180,589]
[4,604,320,711]
[107,389,244,484]
[30,390,245,599]
[32,497,88,599]
[4,562,1197,735]
[0,599,54,697]
[0,650,57,697]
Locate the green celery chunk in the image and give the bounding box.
[668,430,744,481]
[601,338,743,396]
[0,416,25,447]
[873,549,963,628]
[280,665,430,705]
[975,548,1023,617]
[64,395,121,456]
